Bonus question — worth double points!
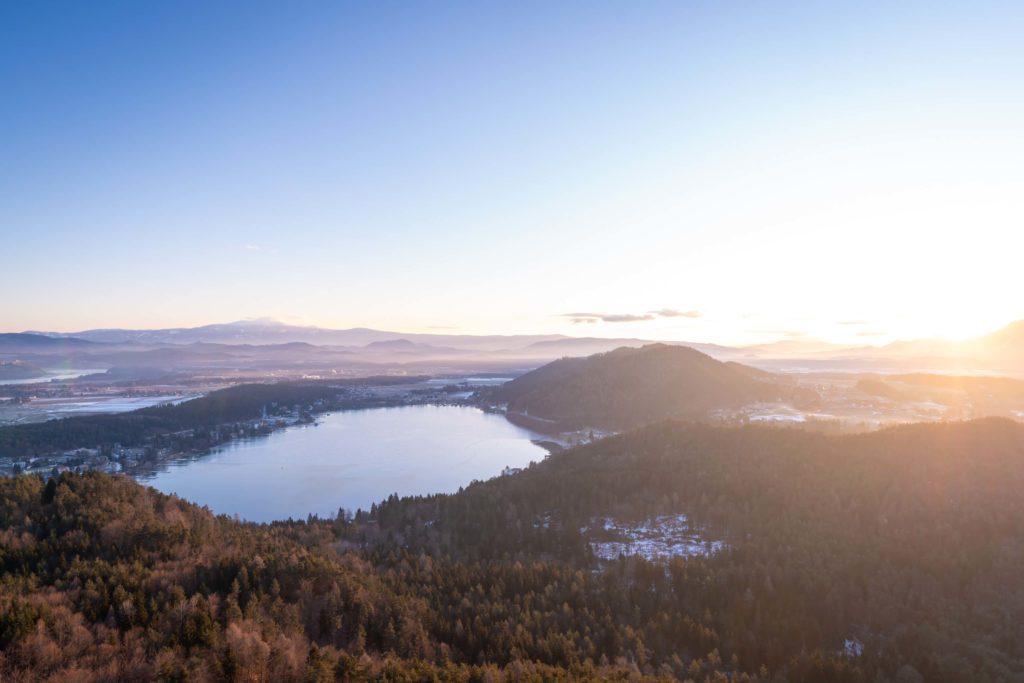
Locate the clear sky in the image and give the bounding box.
[2,1,1023,345]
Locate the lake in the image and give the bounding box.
[136,405,548,523]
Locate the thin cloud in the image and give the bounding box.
[603,313,658,323]
[560,308,698,324]
[650,308,701,318]
[245,244,261,250]
[562,312,657,324]
[839,320,868,326]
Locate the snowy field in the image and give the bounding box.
[584,514,726,562]
[0,394,201,425]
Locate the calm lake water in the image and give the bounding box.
[136,405,548,523]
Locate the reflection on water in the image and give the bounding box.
[137,405,546,523]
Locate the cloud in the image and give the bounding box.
[838,320,868,326]
[560,308,699,324]
[245,244,261,250]
[856,330,886,337]
[562,312,657,324]
[602,313,658,323]
[650,308,701,318]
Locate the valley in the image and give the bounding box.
[4,330,1024,681]
[7,5,1019,679]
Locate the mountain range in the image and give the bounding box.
[26,318,566,351]
[7,317,1024,379]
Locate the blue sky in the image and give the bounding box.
[3,1,1023,343]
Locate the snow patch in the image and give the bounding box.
[586,514,726,562]
[749,413,806,423]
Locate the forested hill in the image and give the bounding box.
[3,419,1024,681]
[0,471,673,682]
[493,343,804,431]
[370,417,1024,682]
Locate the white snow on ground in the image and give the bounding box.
[585,514,726,562]
[749,413,805,422]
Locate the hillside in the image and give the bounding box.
[0,472,572,681]
[493,344,799,431]
[372,417,1024,682]
[976,319,1024,365]
[870,319,1024,370]
[4,419,1024,680]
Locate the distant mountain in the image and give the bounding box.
[522,337,651,355]
[974,319,1024,366]
[862,319,1024,371]
[0,333,95,350]
[519,336,738,360]
[737,319,1024,373]
[0,360,44,380]
[24,317,1024,373]
[25,319,394,347]
[0,334,102,378]
[493,344,799,431]
[364,338,419,350]
[63,340,360,376]
[737,339,868,359]
[362,338,472,357]
[30,319,566,351]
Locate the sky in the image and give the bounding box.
[2,1,1023,345]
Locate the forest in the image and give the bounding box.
[2,418,1022,681]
